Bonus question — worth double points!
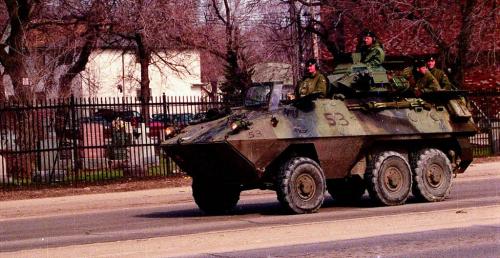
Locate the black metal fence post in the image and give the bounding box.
[70,95,80,185]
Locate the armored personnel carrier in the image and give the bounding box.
[161,62,476,215]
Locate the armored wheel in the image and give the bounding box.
[192,178,240,215]
[366,151,412,206]
[327,175,366,203]
[411,148,453,202]
[276,157,326,214]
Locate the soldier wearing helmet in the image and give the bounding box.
[426,56,454,90]
[292,59,328,99]
[356,29,385,68]
[410,58,441,95]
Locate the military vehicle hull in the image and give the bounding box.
[162,95,476,214]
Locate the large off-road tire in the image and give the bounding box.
[192,178,240,215]
[276,157,326,214]
[327,175,366,203]
[366,151,412,206]
[411,148,453,202]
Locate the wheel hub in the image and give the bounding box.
[426,163,444,188]
[296,174,316,201]
[384,166,403,192]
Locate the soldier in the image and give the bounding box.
[293,59,328,99]
[401,58,442,96]
[356,30,385,68]
[426,56,454,90]
[413,58,442,95]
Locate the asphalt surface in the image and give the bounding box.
[0,161,499,257]
[202,224,500,258]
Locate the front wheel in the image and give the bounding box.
[366,151,412,206]
[192,178,240,215]
[411,148,453,202]
[276,157,326,214]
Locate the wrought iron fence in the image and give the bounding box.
[0,95,225,187]
[468,91,500,157]
[0,90,498,187]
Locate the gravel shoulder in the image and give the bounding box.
[0,175,192,202]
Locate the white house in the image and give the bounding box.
[78,49,202,98]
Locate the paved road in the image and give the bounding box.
[1,161,499,257]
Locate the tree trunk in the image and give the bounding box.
[0,0,34,104]
[0,70,5,102]
[453,0,476,89]
[3,58,31,103]
[135,33,151,120]
[58,37,95,98]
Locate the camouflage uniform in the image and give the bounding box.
[429,67,453,90]
[415,71,441,92]
[296,72,328,98]
[403,67,441,93]
[361,42,385,68]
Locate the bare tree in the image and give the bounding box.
[0,0,113,101]
[286,0,498,87]
[204,0,254,98]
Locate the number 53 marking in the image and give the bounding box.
[248,130,263,138]
[324,112,349,126]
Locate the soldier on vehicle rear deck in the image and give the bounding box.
[426,56,454,90]
[403,59,442,96]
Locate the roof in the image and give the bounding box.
[252,62,293,85]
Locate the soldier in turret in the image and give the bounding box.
[292,59,328,99]
[356,30,385,68]
[426,56,454,90]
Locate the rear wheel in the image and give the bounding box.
[366,151,412,206]
[276,157,326,214]
[411,148,453,202]
[192,178,240,215]
[327,175,366,203]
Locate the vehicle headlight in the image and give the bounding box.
[229,120,251,134]
[230,122,240,131]
[164,126,175,138]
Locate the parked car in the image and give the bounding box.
[189,112,207,124]
[79,114,113,138]
[172,113,194,125]
[80,114,110,125]
[150,114,174,124]
[147,114,174,138]
[147,113,193,138]
[93,109,144,124]
[117,110,144,123]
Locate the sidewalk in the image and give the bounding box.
[0,186,193,221]
[1,161,498,221]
